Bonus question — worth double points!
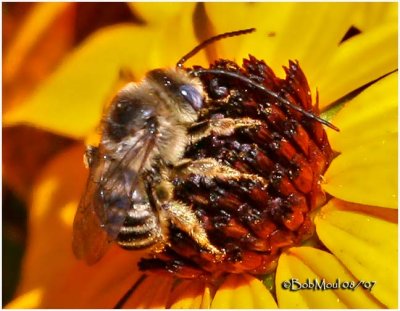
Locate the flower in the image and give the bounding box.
[4,2,397,309]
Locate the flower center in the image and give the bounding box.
[139,56,334,278]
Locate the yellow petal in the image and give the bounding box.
[276,247,383,308]
[3,25,152,138]
[206,2,356,81]
[4,26,197,139]
[129,2,207,68]
[323,73,398,209]
[352,2,398,31]
[5,288,44,309]
[4,17,207,138]
[200,285,212,308]
[211,274,277,308]
[128,2,195,26]
[316,199,398,308]
[18,144,88,294]
[145,6,208,70]
[205,2,290,67]
[260,3,355,85]
[168,279,211,308]
[324,133,397,209]
[327,72,397,151]
[317,22,397,106]
[3,2,72,83]
[3,3,75,114]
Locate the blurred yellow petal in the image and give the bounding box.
[206,2,355,81]
[128,2,195,26]
[323,73,397,209]
[211,274,277,308]
[3,2,72,83]
[276,247,382,308]
[2,126,73,200]
[144,5,208,70]
[18,144,88,293]
[123,275,174,308]
[3,3,76,115]
[45,248,145,308]
[12,144,144,308]
[317,22,397,106]
[4,12,206,139]
[316,199,398,308]
[168,279,211,308]
[200,284,212,308]
[128,2,207,68]
[3,26,156,138]
[5,288,44,309]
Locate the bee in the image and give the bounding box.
[72,28,338,266]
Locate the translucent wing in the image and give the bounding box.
[72,166,110,264]
[72,129,157,264]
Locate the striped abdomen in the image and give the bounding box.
[117,203,162,249]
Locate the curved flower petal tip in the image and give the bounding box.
[316,199,397,308]
[324,73,398,209]
[211,274,277,308]
[168,279,211,308]
[276,247,383,308]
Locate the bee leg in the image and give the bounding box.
[151,180,223,259]
[163,200,222,257]
[189,117,262,145]
[174,158,268,187]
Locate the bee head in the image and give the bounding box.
[146,68,204,124]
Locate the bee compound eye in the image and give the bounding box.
[179,85,203,111]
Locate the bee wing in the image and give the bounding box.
[98,130,157,239]
[73,130,156,264]
[72,172,110,264]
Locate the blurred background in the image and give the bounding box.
[2,2,148,305]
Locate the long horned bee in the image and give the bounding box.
[72,28,338,268]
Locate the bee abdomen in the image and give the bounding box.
[117,204,161,249]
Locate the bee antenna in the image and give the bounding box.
[176,28,256,69]
[192,69,340,131]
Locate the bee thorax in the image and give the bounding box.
[155,117,188,165]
